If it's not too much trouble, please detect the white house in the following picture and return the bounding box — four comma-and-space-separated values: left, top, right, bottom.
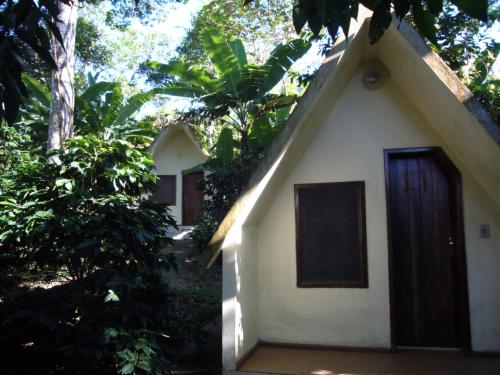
150, 123, 208, 226
206, 10, 500, 371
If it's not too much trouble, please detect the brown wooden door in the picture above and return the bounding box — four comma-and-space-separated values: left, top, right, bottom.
386, 149, 464, 348
182, 171, 204, 225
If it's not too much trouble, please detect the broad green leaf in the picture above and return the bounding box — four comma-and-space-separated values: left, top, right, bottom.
259, 95, 298, 113
450, 0, 488, 22
293, 0, 308, 33
202, 29, 241, 97
236, 65, 268, 101
146, 60, 217, 90
87, 71, 96, 85
394, 0, 411, 19
360, 0, 384, 10
229, 39, 248, 69
22, 74, 51, 107
112, 88, 188, 126
426, 0, 443, 16
103, 84, 123, 127
55, 178, 72, 187
249, 115, 274, 150
151, 86, 206, 99
104, 289, 120, 302
412, 1, 438, 45
215, 128, 234, 169
275, 104, 293, 127
256, 38, 311, 97
79, 82, 118, 102
306, 4, 323, 36
120, 363, 135, 374
202, 29, 241, 78
368, 2, 392, 43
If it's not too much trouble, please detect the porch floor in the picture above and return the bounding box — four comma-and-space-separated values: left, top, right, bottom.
237, 345, 500, 375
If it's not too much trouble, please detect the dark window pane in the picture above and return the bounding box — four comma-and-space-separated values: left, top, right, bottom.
152, 175, 176, 205
295, 181, 368, 288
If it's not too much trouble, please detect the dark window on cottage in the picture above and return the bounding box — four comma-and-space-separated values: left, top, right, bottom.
152, 175, 176, 205
295, 181, 368, 288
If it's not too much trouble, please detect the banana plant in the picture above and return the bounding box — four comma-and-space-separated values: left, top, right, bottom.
19, 74, 159, 147
144, 29, 311, 159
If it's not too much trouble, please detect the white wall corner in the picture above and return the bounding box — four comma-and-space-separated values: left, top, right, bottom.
222, 246, 237, 369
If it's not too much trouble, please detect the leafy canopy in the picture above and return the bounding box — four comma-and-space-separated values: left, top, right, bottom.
0, 78, 181, 373
176, 0, 295, 67
144, 28, 310, 166
19, 73, 160, 150
244, 0, 489, 45
433, 3, 499, 122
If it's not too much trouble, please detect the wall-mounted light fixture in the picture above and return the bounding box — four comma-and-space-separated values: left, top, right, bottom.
362, 60, 389, 90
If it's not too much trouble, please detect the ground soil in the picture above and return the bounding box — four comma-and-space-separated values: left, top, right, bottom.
161, 238, 222, 373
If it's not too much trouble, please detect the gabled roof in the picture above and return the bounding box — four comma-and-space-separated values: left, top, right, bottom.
207, 10, 500, 267
149, 121, 209, 158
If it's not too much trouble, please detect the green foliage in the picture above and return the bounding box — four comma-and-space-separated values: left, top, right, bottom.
214, 128, 235, 169
18, 75, 158, 151
0, 274, 174, 375
191, 152, 261, 249
144, 28, 309, 155
190, 99, 290, 250
467, 46, 500, 123
1, 135, 173, 279
432, 3, 499, 122
147, 31, 306, 249
20, 15, 113, 89
0, 97, 182, 373
177, 0, 295, 67
75, 16, 112, 70
245, 0, 490, 45
0, 0, 63, 124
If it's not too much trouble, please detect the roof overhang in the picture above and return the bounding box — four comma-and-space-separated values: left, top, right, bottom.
149, 122, 209, 159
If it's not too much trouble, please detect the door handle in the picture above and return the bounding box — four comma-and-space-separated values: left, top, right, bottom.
448, 237, 456, 247
448, 236, 456, 255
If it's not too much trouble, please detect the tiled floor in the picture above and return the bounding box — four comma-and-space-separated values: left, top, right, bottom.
238, 345, 500, 375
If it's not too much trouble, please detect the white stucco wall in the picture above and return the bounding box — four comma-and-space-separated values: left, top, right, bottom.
153, 129, 207, 224
225, 67, 500, 366
222, 226, 260, 369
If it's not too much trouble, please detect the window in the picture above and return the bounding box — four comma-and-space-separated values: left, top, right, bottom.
152, 175, 176, 205
295, 181, 368, 288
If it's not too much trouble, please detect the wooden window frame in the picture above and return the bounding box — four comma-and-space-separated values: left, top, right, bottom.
294, 181, 368, 288
153, 174, 177, 205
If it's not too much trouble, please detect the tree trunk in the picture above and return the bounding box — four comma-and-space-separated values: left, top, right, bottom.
47, 0, 78, 153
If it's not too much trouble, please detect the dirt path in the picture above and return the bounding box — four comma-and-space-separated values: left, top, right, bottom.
161, 238, 222, 373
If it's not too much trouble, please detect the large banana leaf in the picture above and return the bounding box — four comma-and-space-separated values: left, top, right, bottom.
79, 82, 119, 103
214, 127, 234, 169
102, 84, 124, 127
22, 74, 51, 107
112, 91, 156, 127
256, 38, 311, 97
111, 86, 205, 126
202, 29, 242, 98
145, 60, 218, 91
235, 64, 269, 101
249, 115, 275, 151
202, 29, 241, 78
229, 39, 248, 70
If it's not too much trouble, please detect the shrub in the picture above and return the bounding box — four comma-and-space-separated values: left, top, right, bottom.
0, 127, 180, 374
191, 152, 260, 250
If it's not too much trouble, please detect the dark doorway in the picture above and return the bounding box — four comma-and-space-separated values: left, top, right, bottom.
384, 147, 470, 350
182, 171, 204, 225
